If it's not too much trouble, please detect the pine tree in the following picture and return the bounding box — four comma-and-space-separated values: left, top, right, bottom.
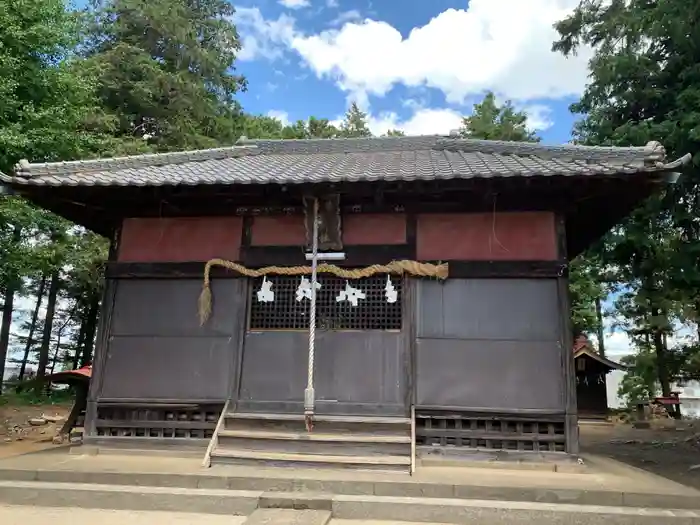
460, 92, 538, 142
339, 102, 372, 138
82, 0, 247, 150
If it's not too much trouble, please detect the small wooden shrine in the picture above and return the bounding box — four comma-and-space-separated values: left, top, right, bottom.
0, 136, 688, 469
573, 336, 624, 419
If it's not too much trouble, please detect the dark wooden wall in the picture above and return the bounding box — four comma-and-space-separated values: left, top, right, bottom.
97, 210, 568, 424
415, 279, 564, 411
98, 279, 245, 401
237, 331, 406, 416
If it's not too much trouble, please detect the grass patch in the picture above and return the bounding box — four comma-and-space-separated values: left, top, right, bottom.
0, 385, 75, 407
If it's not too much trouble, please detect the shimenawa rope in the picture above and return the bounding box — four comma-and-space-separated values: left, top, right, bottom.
197, 258, 449, 325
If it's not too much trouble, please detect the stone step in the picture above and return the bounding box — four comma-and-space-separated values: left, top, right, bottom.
218, 429, 411, 443
243, 509, 331, 525
228, 414, 411, 425
1, 481, 699, 524
0, 480, 259, 515
217, 430, 409, 457
210, 448, 411, 471
225, 413, 411, 435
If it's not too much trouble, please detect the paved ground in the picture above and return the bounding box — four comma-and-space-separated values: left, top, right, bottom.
2, 505, 700, 525
0, 505, 248, 524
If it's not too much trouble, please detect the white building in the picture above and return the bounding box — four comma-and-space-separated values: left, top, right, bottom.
605, 354, 700, 418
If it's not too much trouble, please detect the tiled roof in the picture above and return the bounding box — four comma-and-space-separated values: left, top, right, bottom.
0, 136, 691, 188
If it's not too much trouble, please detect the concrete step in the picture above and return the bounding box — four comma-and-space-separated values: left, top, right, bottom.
1, 481, 699, 524
217, 429, 410, 457
4, 462, 700, 510
228, 414, 411, 424
0, 480, 259, 515
244, 509, 331, 525
219, 429, 410, 443
225, 413, 411, 436
210, 448, 411, 471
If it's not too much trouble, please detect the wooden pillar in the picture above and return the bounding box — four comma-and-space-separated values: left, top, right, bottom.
556, 215, 579, 454
403, 277, 417, 417
84, 226, 120, 440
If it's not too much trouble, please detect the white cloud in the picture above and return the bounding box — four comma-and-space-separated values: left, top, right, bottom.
522, 104, 554, 131
326, 0, 339, 7
366, 108, 463, 137
290, 0, 592, 104
279, 0, 310, 9
605, 331, 633, 358
267, 110, 291, 127
234, 7, 296, 61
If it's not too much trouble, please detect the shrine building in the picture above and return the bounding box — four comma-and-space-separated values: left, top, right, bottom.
0, 136, 689, 470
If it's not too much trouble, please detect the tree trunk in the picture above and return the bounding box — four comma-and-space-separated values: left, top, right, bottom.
36, 271, 60, 386
80, 294, 100, 367
18, 275, 47, 381
71, 314, 87, 370
595, 296, 606, 357
49, 310, 74, 375
0, 225, 22, 393
49, 332, 63, 376
651, 307, 672, 399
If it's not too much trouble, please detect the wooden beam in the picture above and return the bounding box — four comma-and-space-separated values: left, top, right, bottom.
105, 259, 567, 279
556, 214, 579, 455
95, 419, 217, 430
84, 225, 120, 439
241, 244, 415, 267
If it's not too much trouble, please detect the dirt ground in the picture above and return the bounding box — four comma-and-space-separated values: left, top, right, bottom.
580, 419, 700, 490
0, 402, 71, 459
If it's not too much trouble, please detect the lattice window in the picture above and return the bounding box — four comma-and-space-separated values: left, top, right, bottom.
415, 411, 566, 453
248, 275, 402, 331
95, 405, 219, 439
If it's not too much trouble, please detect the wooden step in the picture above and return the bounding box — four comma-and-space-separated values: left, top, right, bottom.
226, 413, 410, 425
218, 429, 410, 443
210, 448, 411, 471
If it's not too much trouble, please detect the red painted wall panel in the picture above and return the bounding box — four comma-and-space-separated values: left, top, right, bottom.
342, 213, 406, 245
416, 212, 557, 261
250, 213, 407, 246
118, 217, 242, 262
250, 215, 306, 246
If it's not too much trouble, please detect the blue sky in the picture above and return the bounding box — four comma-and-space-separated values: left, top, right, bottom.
231, 0, 590, 143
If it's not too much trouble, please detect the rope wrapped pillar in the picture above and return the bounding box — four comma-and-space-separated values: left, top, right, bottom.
304, 198, 319, 430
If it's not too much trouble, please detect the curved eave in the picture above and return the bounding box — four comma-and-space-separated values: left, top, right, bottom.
574, 348, 627, 371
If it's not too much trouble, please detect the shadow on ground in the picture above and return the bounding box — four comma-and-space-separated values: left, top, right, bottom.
580, 420, 700, 490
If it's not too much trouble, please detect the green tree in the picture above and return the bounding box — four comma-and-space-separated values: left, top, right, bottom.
306, 117, 338, 139
0, 0, 118, 391
384, 129, 405, 137
553, 0, 700, 395
82, 0, 247, 151
459, 92, 539, 142
0, 0, 117, 173
569, 253, 607, 344
339, 102, 372, 138
241, 115, 339, 140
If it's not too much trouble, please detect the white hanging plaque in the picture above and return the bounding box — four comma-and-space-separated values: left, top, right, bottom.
296, 275, 321, 302
384, 275, 398, 303
336, 281, 366, 307
256, 276, 274, 303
